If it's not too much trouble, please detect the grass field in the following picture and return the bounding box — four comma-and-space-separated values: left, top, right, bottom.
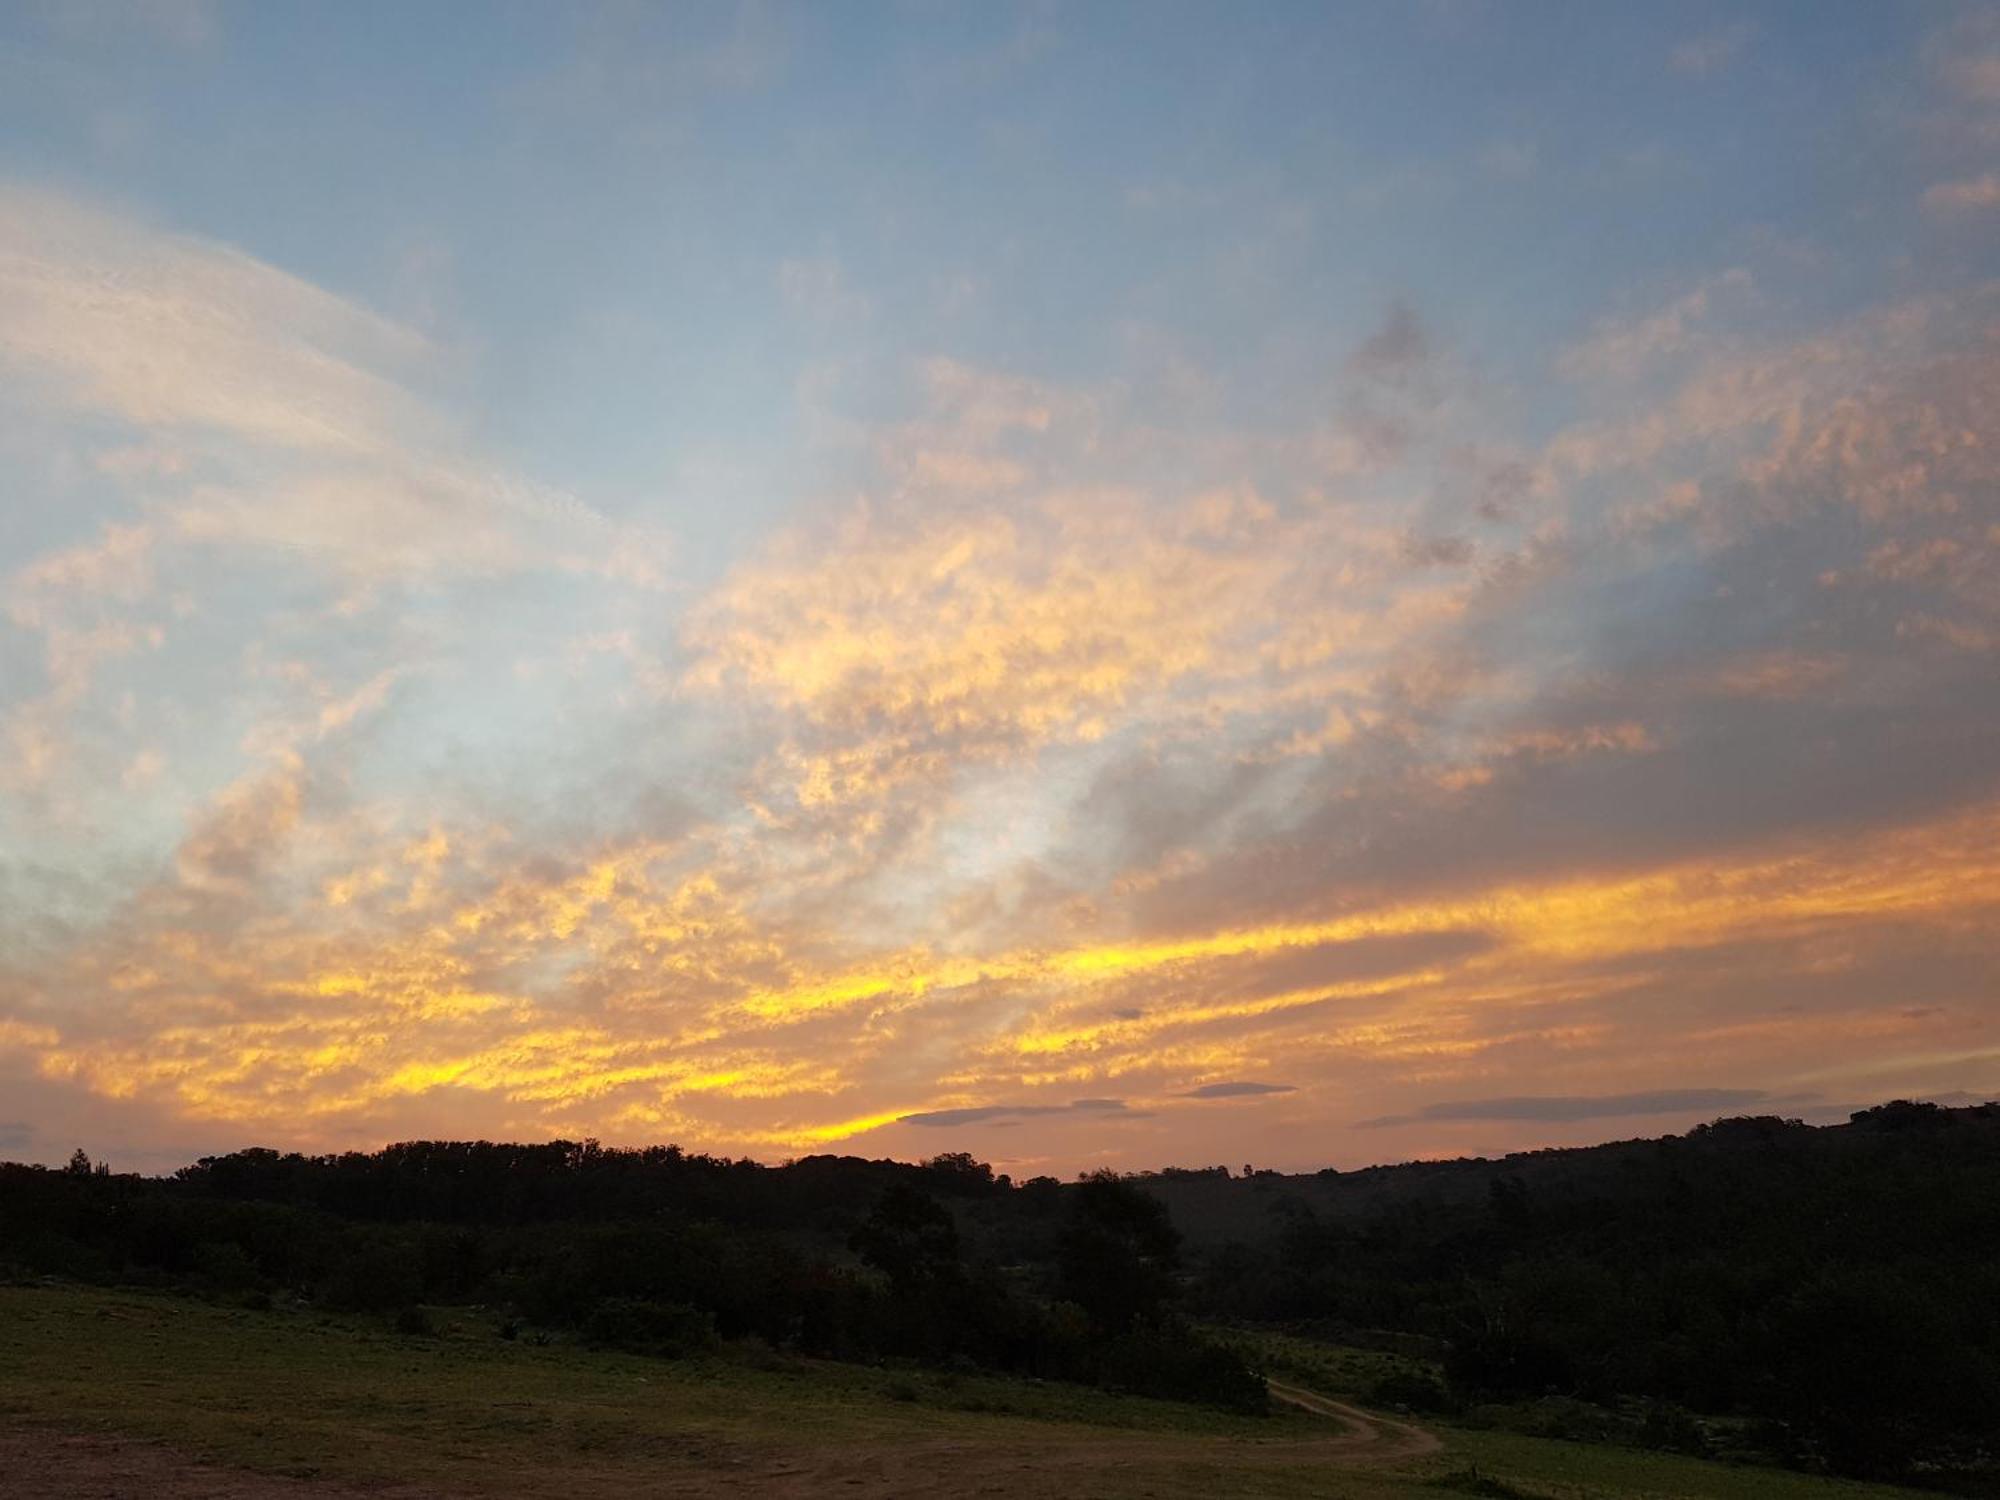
0, 1283, 1928, 1499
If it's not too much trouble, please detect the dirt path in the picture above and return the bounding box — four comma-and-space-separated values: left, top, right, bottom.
1264, 1379, 1443, 1462
0, 1386, 1439, 1499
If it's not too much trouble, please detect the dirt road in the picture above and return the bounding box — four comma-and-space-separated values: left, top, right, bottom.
1264, 1379, 1443, 1462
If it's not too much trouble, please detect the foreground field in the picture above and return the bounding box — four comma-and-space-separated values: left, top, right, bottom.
0, 1285, 1924, 1499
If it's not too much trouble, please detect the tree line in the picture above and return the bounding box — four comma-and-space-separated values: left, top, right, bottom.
0, 1141, 1261, 1411
6, 1099, 1997, 1485
1188, 1100, 2000, 1485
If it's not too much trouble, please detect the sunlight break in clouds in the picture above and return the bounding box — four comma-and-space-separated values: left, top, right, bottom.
1, 4, 1996, 1174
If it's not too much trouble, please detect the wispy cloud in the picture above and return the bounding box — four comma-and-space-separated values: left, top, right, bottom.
1358, 1088, 1771, 1129
1557, 269, 1752, 382
1669, 22, 1754, 77
0, 185, 428, 455
11, 262, 2000, 1164
1178, 1082, 1296, 1099
0, 183, 671, 814
5, 12, 2000, 1173
1923, 174, 2000, 214
899, 1099, 1131, 1128
0, 184, 667, 586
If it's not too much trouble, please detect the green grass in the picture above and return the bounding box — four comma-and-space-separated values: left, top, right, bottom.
1214, 1324, 1440, 1397
0, 1283, 1297, 1497
0, 1284, 1933, 1499
1217, 1324, 1929, 1500
1421, 1431, 1926, 1500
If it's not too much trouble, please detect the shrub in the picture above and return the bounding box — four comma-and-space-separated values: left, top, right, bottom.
580, 1297, 716, 1357
1368, 1369, 1458, 1415
319, 1241, 422, 1313
194, 1240, 258, 1291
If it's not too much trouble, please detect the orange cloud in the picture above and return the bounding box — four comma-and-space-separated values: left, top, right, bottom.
6, 191, 2000, 1172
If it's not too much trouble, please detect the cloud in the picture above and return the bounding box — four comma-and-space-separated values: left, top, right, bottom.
1669, 22, 1753, 76
1178, 1082, 1296, 1099
679, 357, 1479, 863
899, 1098, 1130, 1128
1475, 141, 1539, 180
0, 185, 427, 455
5, 523, 155, 627
1557, 269, 1751, 382
1358, 1088, 1771, 1129
7, 144, 2000, 1176
1348, 303, 1431, 384
1923, 174, 2000, 214
777, 257, 868, 324
174, 757, 308, 888
0, 1121, 31, 1151
46, 0, 219, 51
509, 3, 788, 125
23, 269, 1999, 1167
680, 487, 1384, 821
0, 182, 671, 813
1941, 55, 2000, 105
0, 182, 666, 586
1928, 12, 2000, 105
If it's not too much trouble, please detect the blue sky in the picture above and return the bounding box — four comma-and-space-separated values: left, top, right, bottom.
5, 3, 1953, 526
1, 2, 1997, 1173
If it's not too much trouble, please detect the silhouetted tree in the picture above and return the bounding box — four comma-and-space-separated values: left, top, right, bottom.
851, 1182, 961, 1295
12, 1105, 2000, 1459
1057, 1172, 1180, 1330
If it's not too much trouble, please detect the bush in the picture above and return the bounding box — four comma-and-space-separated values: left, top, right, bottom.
580, 1297, 716, 1357
319, 1241, 422, 1313
1635, 1400, 1711, 1456
1094, 1328, 1268, 1412
1368, 1369, 1458, 1414
194, 1240, 258, 1291
1425, 1468, 1533, 1498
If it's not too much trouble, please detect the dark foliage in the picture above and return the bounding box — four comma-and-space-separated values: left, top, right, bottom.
9, 1100, 1997, 1475
0, 1142, 1258, 1413
1188, 1102, 2000, 1485
1056, 1171, 1181, 1332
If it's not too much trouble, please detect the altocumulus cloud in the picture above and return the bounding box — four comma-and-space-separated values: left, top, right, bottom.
6, 9, 2000, 1173
1357, 1088, 1771, 1129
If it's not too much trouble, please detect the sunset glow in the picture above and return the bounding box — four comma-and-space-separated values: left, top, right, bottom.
2, 3, 1996, 1174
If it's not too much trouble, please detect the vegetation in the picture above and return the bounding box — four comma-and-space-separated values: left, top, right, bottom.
1189, 1101, 2000, 1488
0, 1282, 1263, 1498
4, 1100, 1994, 1492
0, 1282, 1932, 1500
0, 1143, 1260, 1413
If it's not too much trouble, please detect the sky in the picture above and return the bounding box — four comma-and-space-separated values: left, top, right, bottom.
2, 1, 1998, 1177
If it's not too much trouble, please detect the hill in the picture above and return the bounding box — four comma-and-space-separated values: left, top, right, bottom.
4, 1099, 1996, 1490
0, 1282, 1935, 1500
